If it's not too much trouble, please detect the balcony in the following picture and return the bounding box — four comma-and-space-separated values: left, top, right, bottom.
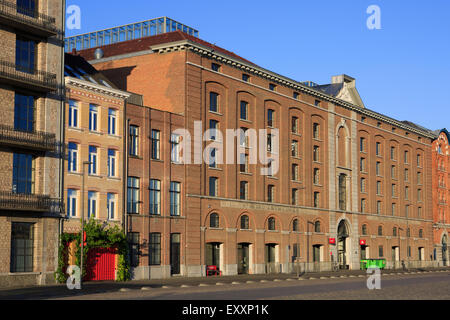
0, 191, 53, 212
0, 60, 57, 93
0, 124, 56, 152
0, 0, 58, 38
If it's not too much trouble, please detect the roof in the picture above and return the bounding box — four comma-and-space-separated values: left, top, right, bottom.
315, 83, 344, 97
74, 30, 257, 67
65, 53, 117, 88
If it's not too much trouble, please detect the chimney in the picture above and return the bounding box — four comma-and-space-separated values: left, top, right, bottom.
332, 74, 356, 88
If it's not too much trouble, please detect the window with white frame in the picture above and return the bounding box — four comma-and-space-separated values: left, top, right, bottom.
89, 104, 98, 132
67, 189, 78, 218
171, 134, 181, 163
89, 146, 97, 175
149, 179, 161, 215
88, 191, 98, 219
108, 149, 117, 177
108, 108, 117, 135
68, 100, 79, 128
68, 142, 78, 173
107, 193, 116, 220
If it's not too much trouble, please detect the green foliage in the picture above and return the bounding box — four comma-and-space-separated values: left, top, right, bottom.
54, 219, 130, 283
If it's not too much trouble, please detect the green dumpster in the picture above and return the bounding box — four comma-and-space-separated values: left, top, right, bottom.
361, 259, 386, 270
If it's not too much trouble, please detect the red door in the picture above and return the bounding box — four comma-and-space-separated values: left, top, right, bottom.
85, 247, 116, 281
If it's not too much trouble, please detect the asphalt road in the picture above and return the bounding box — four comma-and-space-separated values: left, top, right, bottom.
51, 271, 449, 300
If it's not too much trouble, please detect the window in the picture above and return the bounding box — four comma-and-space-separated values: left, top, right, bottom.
108, 109, 116, 135
405, 187, 409, 200
418, 189, 422, 202
314, 100, 321, 107
293, 219, 299, 232
405, 169, 409, 182
406, 205, 410, 218
209, 120, 219, 141
404, 151, 409, 164
68, 142, 78, 173
376, 162, 381, 176
361, 178, 366, 193
89, 104, 98, 132
376, 142, 381, 156
267, 185, 275, 203
12, 153, 34, 194
171, 134, 181, 163
392, 203, 397, 216
149, 180, 161, 215
392, 184, 397, 198
393, 227, 398, 237
149, 233, 161, 266
313, 146, 320, 162
377, 181, 382, 195
88, 146, 97, 175
88, 191, 98, 219
240, 181, 248, 200
209, 177, 218, 197
292, 164, 299, 181
151, 130, 160, 160
210, 213, 219, 228
211, 63, 221, 72
314, 168, 320, 185
239, 153, 248, 173
292, 117, 299, 134
313, 123, 320, 139
15, 93, 34, 132
269, 84, 276, 91
418, 207, 422, 218
361, 199, 367, 213
209, 148, 218, 169
360, 138, 366, 152
314, 221, 321, 233
267, 109, 275, 127
314, 192, 320, 208
293, 92, 299, 100
128, 233, 140, 267
292, 140, 299, 157
407, 228, 411, 237
210, 92, 219, 112
379, 246, 384, 258
107, 149, 117, 177
377, 201, 382, 214
127, 177, 140, 214
391, 147, 396, 160
241, 215, 250, 230
16, 36, 36, 72
170, 182, 181, 216
417, 154, 422, 167
17, 0, 36, 17
242, 74, 250, 82
292, 189, 298, 205
240, 101, 248, 120
268, 217, 276, 231
417, 172, 422, 185
240, 127, 249, 147
68, 100, 79, 129
67, 189, 78, 218
129, 125, 139, 156
10, 223, 34, 273
362, 225, 368, 236
391, 166, 397, 179
419, 229, 424, 238
339, 174, 347, 211
378, 226, 383, 236
107, 193, 116, 220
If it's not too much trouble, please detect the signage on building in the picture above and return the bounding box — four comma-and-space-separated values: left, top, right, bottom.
360, 239, 367, 246
329, 238, 336, 245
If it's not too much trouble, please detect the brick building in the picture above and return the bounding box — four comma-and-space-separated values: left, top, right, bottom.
71, 18, 441, 279
432, 129, 450, 265
0, 0, 65, 287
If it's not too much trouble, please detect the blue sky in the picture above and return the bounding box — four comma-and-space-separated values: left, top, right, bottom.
66, 0, 450, 131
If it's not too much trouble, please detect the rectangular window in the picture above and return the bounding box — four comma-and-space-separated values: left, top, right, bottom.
88, 191, 98, 219
360, 138, 366, 152
127, 177, 140, 214
391, 166, 396, 179
292, 164, 299, 181
376, 162, 381, 176
12, 153, 34, 194
149, 179, 161, 215
14, 93, 34, 132
292, 189, 298, 205
405, 169, 409, 182
291, 140, 299, 157
151, 130, 160, 160
108, 149, 116, 177
149, 233, 161, 266
339, 174, 346, 211
240, 181, 248, 200
240, 101, 248, 120
392, 184, 397, 198
10, 223, 34, 273
313, 146, 320, 162
361, 178, 366, 193
314, 168, 320, 185
242, 74, 250, 82
267, 185, 275, 203
417, 154, 422, 167
392, 203, 396, 216
404, 151, 409, 164
376, 142, 381, 156
239, 153, 248, 173
293, 92, 299, 100
171, 134, 181, 163
68, 100, 79, 128
360, 158, 366, 172
267, 109, 274, 127
211, 63, 221, 72
17, 0, 36, 17
240, 127, 248, 147
417, 172, 422, 185
108, 109, 117, 135
209, 120, 218, 141
209, 148, 217, 168
292, 117, 299, 134
170, 182, 181, 216
210, 92, 219, 113
314, 192, 320, 208
16, 36, 36, 73
379, 246, 384, 258
361, 199, 366, 213
129, 125, 139, 157
68, 142, 78, 173
377, 181, 382, 195
377, 201, 382, 214
269, 84, 276, 91
128, 233, 140, 268
89, 146, 97, 175
391, 147, 396, 160
267, 134, 273, 153
314, 100, 321, 107
89, 104, 98, 132
209, 177, 218, 197
107, 193, 116, 220
313, 123, 320, 139
67, 189, 77, 218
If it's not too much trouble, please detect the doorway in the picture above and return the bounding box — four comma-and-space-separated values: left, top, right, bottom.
265, 244, 278, 273
443, 235, 448, 266
337, 221, 350, 269
170, 234, 181, 275
361, 245, 368, 260
238, 243, 250, 275
206, 243, 221, 270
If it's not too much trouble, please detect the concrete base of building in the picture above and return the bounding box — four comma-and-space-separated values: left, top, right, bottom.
0, 272, 57, 288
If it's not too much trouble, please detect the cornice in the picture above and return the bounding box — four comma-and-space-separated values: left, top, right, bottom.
151, 40, 437, 140
65, 76, 131, 100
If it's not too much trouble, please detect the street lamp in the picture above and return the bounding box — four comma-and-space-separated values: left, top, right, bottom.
80, 161, 92, 289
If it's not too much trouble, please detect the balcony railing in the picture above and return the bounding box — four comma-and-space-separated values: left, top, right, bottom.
0, 0, 58, 37
0, 124, 56, 152
0, 60, 57, 93
0, 191, 53, 212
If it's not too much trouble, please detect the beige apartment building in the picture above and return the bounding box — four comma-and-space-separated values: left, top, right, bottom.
0, 0, 65, 287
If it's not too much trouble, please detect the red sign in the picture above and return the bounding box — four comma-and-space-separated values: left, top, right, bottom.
329, 238, 336, 245
80, 231, 87, 247
360, 239, 367, 246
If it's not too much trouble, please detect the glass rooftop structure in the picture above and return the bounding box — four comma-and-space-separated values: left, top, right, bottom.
65, 17, 199, 53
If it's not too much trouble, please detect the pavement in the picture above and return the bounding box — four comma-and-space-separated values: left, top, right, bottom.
0, 267, 449, 300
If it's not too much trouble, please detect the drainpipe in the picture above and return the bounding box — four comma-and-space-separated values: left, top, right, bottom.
124, 118, 130, 234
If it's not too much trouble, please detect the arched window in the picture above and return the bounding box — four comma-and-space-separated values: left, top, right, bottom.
378, 226, 383, 236
268, 217, 276, 231
314, 221, 321, 233
240, 215, 249, 230
362, 224, 368, 236
210, 213, 219, 228
293, 219, 299, 232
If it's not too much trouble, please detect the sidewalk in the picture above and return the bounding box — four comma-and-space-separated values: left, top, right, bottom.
0, 266, 448, 300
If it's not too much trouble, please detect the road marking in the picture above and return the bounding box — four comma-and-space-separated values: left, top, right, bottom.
231, 282, 241, 285
141, 287, 152, 291
309, 277, 317, 280
119, 288, 131, 292
273, 279, 283, 282
286, 279, 296, 281
161, 286, 172, 289
260, 280, 269, 283
320, 277, 328, 280
246, 281, 256, 284
216, 282, 226, 286
199, 284, 209, 287
181, 285, 191, 288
